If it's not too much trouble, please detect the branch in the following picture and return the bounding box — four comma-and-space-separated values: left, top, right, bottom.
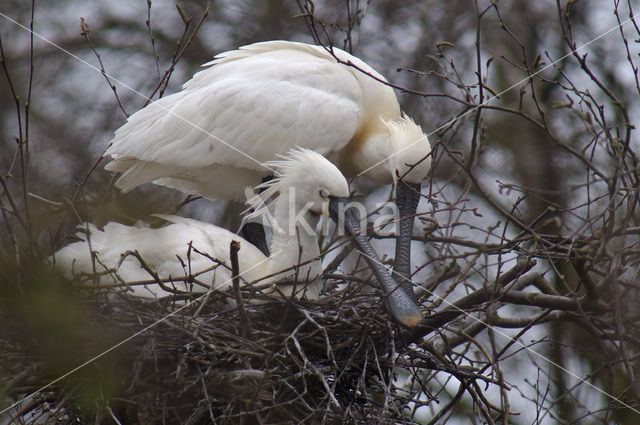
230, 240, 250, 333
406, 257, 538, 341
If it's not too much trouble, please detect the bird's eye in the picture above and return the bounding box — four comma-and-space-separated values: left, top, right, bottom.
319, 188, 329, 198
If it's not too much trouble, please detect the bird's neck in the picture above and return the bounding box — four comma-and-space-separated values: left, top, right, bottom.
266, 192, 322, 288
336, 123, 395, 184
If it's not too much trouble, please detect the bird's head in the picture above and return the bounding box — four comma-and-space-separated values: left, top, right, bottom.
285, 148, 351, 216
244, 148, 349, 220
383, 115, 432, 185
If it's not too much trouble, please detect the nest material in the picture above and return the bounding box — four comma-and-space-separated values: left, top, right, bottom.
3, 278, 425, 425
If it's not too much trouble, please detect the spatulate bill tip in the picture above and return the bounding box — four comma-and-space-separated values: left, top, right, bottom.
397, 310, 423, 328
387, 299, 423, 328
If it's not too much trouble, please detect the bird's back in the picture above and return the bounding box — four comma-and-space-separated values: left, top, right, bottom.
104, 41, 401, 200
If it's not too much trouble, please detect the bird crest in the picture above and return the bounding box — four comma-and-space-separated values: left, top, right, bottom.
243, 147, 322, 221
381, 114, 425, 146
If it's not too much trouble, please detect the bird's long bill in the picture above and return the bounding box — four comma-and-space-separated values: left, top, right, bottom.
329, 197, 423, 328
392, 181, 423, 301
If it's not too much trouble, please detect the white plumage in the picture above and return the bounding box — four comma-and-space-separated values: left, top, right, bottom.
93, 41, 429, 325
104, 40, 432, 201
53, 149, 349, 299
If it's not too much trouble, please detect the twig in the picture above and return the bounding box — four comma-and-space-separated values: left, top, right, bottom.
230, 240, 250, 334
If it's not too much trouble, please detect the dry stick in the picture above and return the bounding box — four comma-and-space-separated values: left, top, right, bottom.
613, 288, 640, 404
312, 25, 470, 105
167, 194, 202, 216
20, 0, 36, 248
321, 237, 355, 274
426, 383, 466, 425
120, 250, 192, 296
293, 0, 319, 44
468, 10, 511, 417
410, 261, 610, 345
92, 272, 213, 290
0, 173, 29, 232
230, 240, 250, 334
143, 7, 209, 106
144, 0, 161, 80
80, 17, 128, 117
0, 32, 31, 241
407, 258, 536, 341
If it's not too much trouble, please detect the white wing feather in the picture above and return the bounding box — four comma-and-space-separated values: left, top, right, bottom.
105, 42, 378, 200
52, 218, 267, 297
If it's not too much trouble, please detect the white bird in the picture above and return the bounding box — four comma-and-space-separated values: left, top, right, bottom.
54, 149, 423, 327
104, 40, 431, 301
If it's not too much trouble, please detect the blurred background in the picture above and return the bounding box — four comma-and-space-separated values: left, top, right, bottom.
1, 0, 640, 423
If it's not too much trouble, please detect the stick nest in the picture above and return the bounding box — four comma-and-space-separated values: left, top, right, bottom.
2, 275, 426, 424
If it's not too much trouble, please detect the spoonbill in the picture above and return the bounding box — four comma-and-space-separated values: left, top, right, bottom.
55, 149, 423, 327
104, 40, 431, 300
